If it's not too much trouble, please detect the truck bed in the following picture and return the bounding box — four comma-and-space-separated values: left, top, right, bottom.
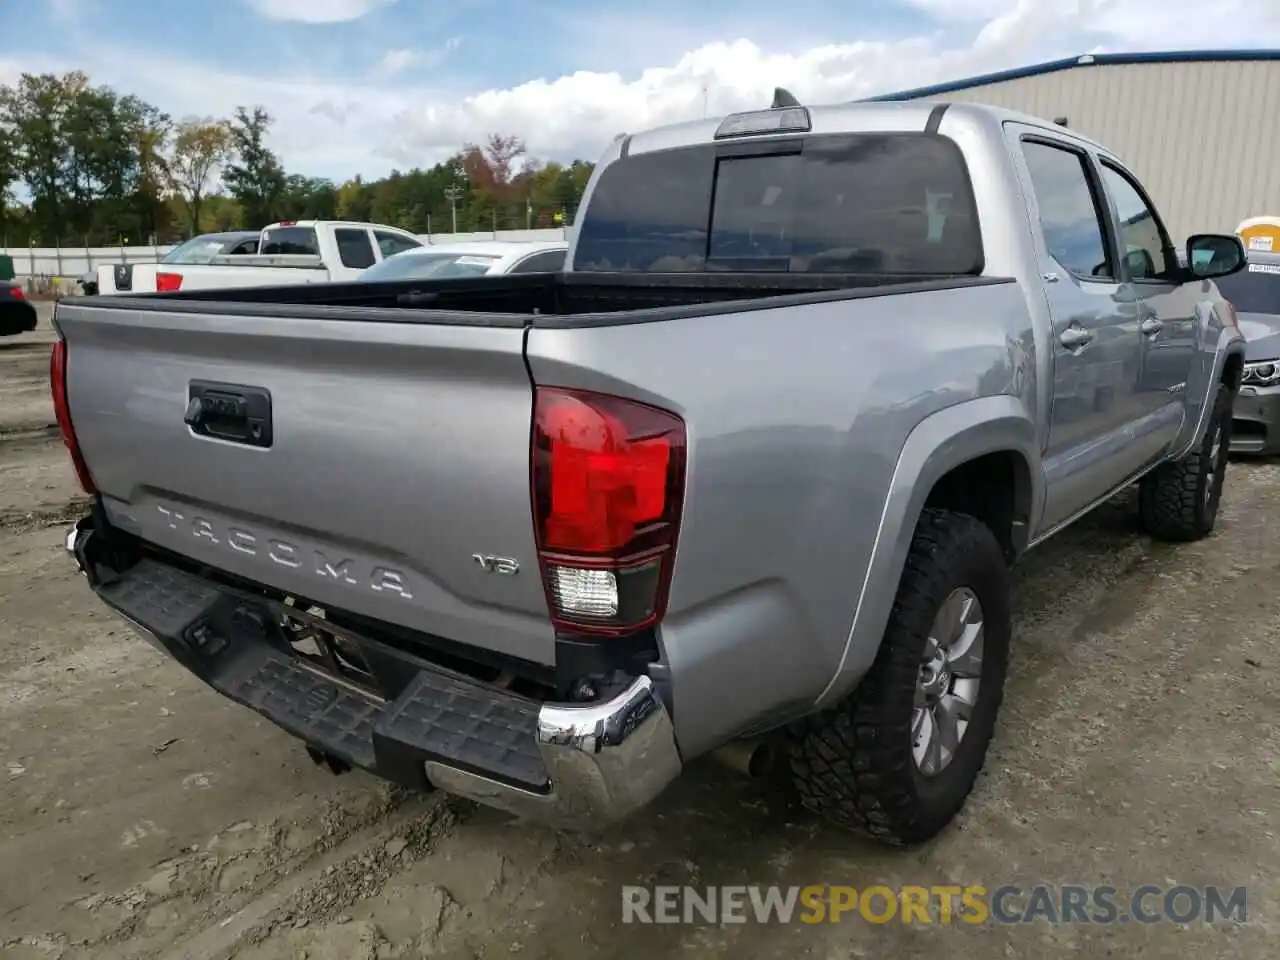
73, 271, 1011, 327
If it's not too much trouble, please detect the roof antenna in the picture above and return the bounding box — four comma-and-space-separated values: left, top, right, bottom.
1053, 116, 1069, 127
771, 87, 801, 108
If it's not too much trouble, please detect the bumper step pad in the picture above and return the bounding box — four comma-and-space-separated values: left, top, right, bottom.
231, 655, 383, 770
97, 557, 550, 792
378, 671, 548, 790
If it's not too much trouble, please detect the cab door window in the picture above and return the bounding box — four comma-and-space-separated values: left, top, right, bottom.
1020, 139, 1115, 281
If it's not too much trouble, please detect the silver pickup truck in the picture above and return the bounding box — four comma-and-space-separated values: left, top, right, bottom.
53, 96, 1249, 846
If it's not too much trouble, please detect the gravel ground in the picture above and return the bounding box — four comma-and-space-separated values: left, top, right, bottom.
2, 304, 1277, 959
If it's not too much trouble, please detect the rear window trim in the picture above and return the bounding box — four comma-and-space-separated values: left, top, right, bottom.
575, 131, 987, 277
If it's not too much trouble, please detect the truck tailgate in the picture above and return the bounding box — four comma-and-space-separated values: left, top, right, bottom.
54, 301, 556, 665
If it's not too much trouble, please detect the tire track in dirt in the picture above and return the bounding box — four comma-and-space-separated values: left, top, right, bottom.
0, 498, 91, 533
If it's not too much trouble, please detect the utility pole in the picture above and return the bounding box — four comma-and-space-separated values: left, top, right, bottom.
444, 185, 463, 234
702, 83, 709, 118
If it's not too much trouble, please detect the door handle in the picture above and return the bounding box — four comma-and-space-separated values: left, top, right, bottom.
1059, 326, 1095, 349
186, 380, 273, 448
1140, 316, 1164, 335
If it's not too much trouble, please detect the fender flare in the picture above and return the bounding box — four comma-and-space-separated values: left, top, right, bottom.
811, 395, 1043, 711
1167, 305, 1246, 460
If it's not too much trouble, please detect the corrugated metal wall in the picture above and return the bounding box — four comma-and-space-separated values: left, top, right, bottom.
913, 60, 1280, 240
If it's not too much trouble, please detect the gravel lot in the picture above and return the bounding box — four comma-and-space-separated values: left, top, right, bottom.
3, 303, 1277, 959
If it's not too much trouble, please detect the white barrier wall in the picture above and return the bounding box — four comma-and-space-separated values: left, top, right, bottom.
3, 227, 572, 280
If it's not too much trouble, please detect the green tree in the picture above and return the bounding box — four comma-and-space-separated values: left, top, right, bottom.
0, 126, 15, 201
0, 71, 172, 242
166, 118, 232, 234
82, 93, 172, 241
0, 126, 16, 236
0, 72, 81, 240
222, 106, 285, 228
130, 102, 173, 239
278, 175, 338, 220
335, 175, 374, 222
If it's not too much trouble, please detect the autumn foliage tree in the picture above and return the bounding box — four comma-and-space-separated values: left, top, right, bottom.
0, 67, 597, 244
460, 134, 528, 200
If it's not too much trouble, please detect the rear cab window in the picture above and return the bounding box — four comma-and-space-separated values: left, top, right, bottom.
572, 133, 983, 275
260, 226, 320, 255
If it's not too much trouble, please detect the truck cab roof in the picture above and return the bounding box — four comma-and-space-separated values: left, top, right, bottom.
616, 99, 1109, 159
262, 220, 417, 232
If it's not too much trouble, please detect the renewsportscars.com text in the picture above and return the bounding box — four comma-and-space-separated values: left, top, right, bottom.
621, 884, 1248, 925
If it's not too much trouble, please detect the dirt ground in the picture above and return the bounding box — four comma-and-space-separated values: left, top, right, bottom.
2, 304, 1277, 959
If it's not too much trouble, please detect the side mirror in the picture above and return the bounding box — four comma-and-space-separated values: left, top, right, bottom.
1185, 233, 1247, 280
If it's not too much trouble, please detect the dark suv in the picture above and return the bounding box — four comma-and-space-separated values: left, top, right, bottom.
0, 280, 37, 336
1215, 251, 1280, 454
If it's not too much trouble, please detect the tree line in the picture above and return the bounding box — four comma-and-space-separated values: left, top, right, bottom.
0, 71, 596, 246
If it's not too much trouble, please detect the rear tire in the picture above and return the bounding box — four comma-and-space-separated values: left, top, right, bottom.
787, 508, 1010, 845
1138, 384, 1234, 543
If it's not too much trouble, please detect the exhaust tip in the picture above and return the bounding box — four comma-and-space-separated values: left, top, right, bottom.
711, 738, 777, 779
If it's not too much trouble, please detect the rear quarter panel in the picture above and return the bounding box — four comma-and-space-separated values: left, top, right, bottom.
526, 281, 1040, 757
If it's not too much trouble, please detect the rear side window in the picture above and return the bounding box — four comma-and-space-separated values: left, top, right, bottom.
1215, 262, 1280, 314
162, 237, 233, 264
260, 227, 320, 255
375, 231, 422, 258
573, 133, 983, 275
335, 228, 376, 269
1020, 140, 1113, 280
509, 250, 566, 273
357, 252, 498, 281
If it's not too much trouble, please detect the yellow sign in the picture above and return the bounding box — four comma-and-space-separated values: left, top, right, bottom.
1237, 216, 1280, 254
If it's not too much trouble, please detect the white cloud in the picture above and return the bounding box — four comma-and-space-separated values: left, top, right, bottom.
378, 48, 419, 76
6, 1, 1280, 181
377, 37, 462, 77
242, 0, 396, 24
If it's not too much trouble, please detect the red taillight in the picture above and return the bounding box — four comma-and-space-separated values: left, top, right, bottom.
155, 272, 183, 292
50, 338, 97, 495
9, 285, 25, 300
531, 387, 686, 636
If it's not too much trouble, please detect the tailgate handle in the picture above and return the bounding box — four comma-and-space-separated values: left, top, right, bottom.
186, 381, 273, 448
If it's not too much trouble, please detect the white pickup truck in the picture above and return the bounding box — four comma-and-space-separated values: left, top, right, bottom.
96, 220, 426, 295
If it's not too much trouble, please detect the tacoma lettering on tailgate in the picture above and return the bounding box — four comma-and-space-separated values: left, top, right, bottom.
155, 505, 413, 599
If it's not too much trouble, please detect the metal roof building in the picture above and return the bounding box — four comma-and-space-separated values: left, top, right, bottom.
866, 51, 1280, 241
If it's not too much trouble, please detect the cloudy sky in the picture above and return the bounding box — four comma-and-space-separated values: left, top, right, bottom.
2, 0, 1278, 181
